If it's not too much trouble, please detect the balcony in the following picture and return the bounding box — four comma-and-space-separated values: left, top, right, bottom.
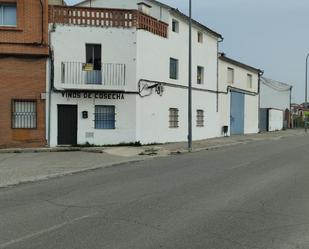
48, 5, 168, 38
59, 62, 126, 91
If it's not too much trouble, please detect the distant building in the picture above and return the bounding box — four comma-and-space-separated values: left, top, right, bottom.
259, 77, 292, 131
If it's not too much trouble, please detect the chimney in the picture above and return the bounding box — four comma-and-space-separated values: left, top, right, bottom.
137, 2, 152, 15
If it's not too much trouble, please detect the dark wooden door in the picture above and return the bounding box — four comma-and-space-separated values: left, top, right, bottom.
58, 105, 78, 145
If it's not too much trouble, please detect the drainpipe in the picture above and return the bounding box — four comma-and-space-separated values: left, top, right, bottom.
39, 0, 45, 45
47, 24, 56, 147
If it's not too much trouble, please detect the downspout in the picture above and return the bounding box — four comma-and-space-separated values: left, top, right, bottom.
39, 0, 44, 45
47, 24, 56, 147
216, 36, 224, 112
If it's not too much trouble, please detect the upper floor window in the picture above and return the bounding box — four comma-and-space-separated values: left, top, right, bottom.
172, 19, 179, 33
227, 67, 234, 84
86, 44, 101, 70
198, 31, 203, 43
0, 4, 17, 26
197, 66, 204, 84
247, 74, 253, 89
170, 58, 179, 80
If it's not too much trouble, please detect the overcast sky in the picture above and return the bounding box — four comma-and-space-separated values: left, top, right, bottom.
66, 0, 309, 103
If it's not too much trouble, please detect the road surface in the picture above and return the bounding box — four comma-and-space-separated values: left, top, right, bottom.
1, 135, 309, 249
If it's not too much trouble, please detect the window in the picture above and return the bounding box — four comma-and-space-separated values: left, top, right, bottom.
12, 100, 37, 129
170, 58, 178, 80
86, 44, 101, 70
0, 4, 17, 26
172, 19, 179, 33
227, 67, 234, 84
197, 66, 204, 84
169, 108, 179, 128
198, 31, 203, 43
85, 44, 102, 84
95, 105, 116, 129
247, 74, 253, 88
196, 110, 204, 127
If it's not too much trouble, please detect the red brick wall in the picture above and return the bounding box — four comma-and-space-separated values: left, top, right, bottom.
0, 56, 47, 148
0, 0, 48, 55
0, 0, 48, 148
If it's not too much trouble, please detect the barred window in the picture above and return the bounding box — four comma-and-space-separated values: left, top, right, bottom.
95, 105, 115, 129
169, 108, 179, 128
196, 109, 204, 127
12, 100, 37, 129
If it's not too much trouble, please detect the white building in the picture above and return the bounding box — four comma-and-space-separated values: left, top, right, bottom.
259, 77, 292, 131
218, 53, 262, 135
46, 0, 262, 146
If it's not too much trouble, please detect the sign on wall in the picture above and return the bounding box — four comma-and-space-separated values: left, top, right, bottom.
61, 92, 125, 100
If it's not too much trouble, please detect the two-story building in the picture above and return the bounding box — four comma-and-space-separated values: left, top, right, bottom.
218, 53, 263, 135
47, 0, 227, 146
0, 0, 49, 148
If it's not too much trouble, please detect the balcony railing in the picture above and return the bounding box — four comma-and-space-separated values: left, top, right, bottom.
60, 62, 126, 90
49, 5, 168, 38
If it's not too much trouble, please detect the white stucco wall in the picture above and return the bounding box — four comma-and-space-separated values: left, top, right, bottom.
136, 14, 218, 90
136, 86, 221, 144
50, 25, 137, 92
260, 83, 290, 111
218, 58, 259, 135
77, 0, 170, 22
49, 93, 137, 146
48, 1, 265, 146
77, 0, 138, 9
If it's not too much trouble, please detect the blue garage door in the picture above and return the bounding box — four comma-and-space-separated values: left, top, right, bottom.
230, 91, 245, 135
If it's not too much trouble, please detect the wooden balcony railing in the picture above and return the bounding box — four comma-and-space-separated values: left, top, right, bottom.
48, 5, 168, 38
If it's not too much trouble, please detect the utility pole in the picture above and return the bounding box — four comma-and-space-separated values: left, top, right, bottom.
305, 54, 309, 132
188, 0, 193, 152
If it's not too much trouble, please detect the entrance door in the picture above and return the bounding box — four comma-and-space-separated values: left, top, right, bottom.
58, 105, 78, 145
230, 91, 245, 135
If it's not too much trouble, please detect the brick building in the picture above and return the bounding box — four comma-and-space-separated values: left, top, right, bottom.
0, 0, 49, 148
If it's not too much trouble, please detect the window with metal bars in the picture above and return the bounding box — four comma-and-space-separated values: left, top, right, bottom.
196, 109, 204, 127
169, 108, 179, 128
94, 105, 116, 129
12, 100, 37, 129
0, 4, 17, 26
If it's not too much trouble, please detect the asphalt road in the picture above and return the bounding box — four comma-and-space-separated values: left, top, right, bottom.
1, 135, 309, 249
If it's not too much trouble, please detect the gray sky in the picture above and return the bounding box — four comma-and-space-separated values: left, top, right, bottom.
66, 0, 309, 103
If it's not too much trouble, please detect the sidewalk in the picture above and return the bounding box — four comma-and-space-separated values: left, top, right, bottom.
0, 129, 306, 188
